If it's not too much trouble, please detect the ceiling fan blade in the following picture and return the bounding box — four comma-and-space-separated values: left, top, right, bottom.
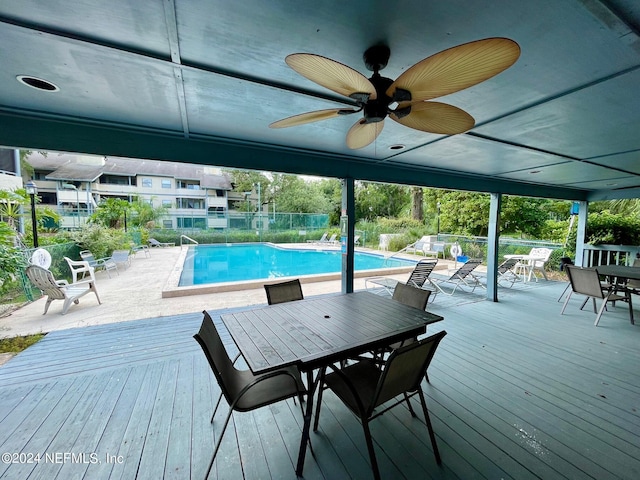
390, 101, 475, 134
286, 53, 377, 100
386, 38, 520, 102
269, 108, 357, 128
346, 120, 384, 149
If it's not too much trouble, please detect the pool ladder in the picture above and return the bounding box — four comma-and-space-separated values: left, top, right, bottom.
180, 235, 198, 246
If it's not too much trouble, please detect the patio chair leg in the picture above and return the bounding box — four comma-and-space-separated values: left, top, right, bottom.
404, 393, 416, 417
43, 299, 53, 315
207, 408, 234, 478
594, 300, 608, 326
560, 291, 573, 315
362, 419, 381, 480
418, 390, 441, 464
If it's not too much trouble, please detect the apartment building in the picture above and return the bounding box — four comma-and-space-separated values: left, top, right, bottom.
25, 151, 249, 230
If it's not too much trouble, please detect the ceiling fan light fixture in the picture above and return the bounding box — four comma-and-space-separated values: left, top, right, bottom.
16, 75, 59, 92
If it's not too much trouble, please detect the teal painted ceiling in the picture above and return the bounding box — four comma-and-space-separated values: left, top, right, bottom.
1, 0, 639, 200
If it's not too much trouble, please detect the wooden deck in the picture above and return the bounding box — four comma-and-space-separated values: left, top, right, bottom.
0, 280, 639, 479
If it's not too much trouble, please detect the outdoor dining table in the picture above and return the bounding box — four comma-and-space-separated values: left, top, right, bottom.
595, 263, 640, 282
220, 290, 444, 476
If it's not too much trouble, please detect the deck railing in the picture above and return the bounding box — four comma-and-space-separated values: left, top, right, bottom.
581, 244, 640, 267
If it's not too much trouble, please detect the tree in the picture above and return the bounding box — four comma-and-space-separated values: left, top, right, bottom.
410, 187, 423, 221
129, 197, 168, 228
90, 198, 130, 228
355, 182, 410, 220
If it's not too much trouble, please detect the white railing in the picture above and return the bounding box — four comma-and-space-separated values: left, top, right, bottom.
582, 244, 640, 267
180, 234, 199, 246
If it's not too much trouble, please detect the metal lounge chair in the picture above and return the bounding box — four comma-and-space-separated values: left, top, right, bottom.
80, 250, 118, 277
148, 238, 175, 247
497, 257, 521, 287
428, 258, 484, 295
193, 311, 306, 479
25, 264, 101, 315
313, 331, 447, 480
264, 278, 304, 304
307, 232, 328, 244
110, 249, 132, 270
365, 258, 438, 297
405, 235, 430, 255
560, 265, 633, 326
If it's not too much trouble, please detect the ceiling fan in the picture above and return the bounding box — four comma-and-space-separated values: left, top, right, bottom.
269, 37, 520, 149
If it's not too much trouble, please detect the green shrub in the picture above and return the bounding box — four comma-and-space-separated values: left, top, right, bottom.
68, 224, 130, 259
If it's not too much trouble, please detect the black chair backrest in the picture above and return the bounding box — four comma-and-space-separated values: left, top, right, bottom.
498, 257, 519, 273
264, 279, 304, 305
565, 265, 605, 299
373, 330, 447, 409
194, 311, 237, 405
392, 282, 431, 310
407, 259, 438, 288
450, 259, 481, 280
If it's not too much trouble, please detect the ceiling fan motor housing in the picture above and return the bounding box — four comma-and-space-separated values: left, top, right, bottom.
364, 74, 394, 123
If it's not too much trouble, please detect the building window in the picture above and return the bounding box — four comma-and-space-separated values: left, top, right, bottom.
163, 219, 173, 229
208, 206, 226, 218
176, 198, 205, 209
177, 217, 206, 229
162, 199, 172, 208
161, 179, 172, 189
141, 178, 152, 188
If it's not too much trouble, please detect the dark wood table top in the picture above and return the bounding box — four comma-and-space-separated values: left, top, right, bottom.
221, 290, 444, 374
595, 264, 640, 281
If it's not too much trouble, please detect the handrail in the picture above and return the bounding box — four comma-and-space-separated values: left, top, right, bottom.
180, 235, 199, 246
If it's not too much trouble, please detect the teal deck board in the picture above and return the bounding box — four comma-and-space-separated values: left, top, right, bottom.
108, 362, 166, 480
135, 360, 179, 480
0, 283, 639, 479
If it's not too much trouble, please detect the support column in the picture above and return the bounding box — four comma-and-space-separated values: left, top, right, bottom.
575, 201, 588, 266
486, 193, 501, 302
341, 178, 355, 294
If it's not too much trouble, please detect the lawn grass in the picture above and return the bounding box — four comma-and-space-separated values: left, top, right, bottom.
0, 333, 45, 353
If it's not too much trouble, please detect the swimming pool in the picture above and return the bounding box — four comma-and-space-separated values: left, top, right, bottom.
178, 243, 417, 286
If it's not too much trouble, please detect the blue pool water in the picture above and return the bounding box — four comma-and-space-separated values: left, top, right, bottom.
178, 243, 416, 286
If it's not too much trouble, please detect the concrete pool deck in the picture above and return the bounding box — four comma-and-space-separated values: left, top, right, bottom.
1, 244, 444, 340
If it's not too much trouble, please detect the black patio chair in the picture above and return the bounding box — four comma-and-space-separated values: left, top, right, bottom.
193, 311, 306, 478
313, 330, 447, 480
264, 278, 304, 304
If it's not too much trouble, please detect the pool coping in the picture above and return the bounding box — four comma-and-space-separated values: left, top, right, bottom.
162, 243, 420, 298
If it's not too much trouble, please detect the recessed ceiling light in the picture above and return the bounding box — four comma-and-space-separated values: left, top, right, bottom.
605, 182, 618, 187
389, 144, 405, 150
16, 75, 59, 92
529, 170, 541, 174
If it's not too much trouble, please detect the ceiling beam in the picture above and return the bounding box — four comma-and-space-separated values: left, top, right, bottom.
0, 109, 589, 201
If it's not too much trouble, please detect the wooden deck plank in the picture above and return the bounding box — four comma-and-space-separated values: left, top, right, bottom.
0, 376, 92, 480
0, 282, 639, 479
107, 362, 166, 480
135, 360, 179, 480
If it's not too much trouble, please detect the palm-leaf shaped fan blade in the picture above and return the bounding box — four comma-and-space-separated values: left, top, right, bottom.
346, 120, 384, 149
390, 101, 475, 134
269, 108, 358, 128
386, 37, 520, 102
286, 53, 377, 100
